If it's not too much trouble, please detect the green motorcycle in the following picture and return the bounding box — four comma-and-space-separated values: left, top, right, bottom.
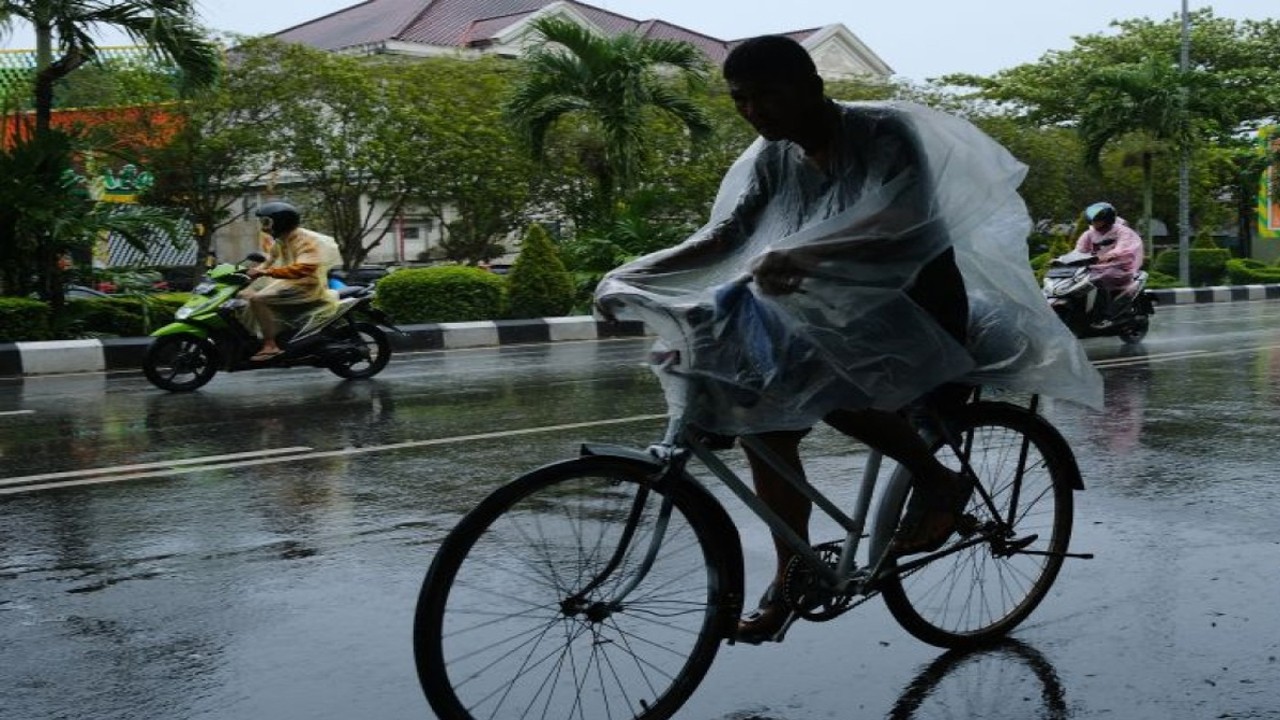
142, 255, 399, 392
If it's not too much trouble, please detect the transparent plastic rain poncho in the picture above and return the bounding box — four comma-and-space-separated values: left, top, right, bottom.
596, 101, 1103, 436
240, 228, 342, 340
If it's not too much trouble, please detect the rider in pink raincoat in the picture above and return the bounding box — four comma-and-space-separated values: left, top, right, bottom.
1075, 202, 1144, 325
1076, 202, 1144, 291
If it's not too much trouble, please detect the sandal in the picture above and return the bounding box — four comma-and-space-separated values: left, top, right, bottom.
735, 583, 790, 644
890, 470, 975, 556
250, 349, 285, 362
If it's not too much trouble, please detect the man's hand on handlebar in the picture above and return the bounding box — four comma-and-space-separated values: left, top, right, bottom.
750, 250, 804, 295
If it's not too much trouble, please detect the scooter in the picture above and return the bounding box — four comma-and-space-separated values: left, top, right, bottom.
142, 254, 401, 392
1042, 250, 1155, 344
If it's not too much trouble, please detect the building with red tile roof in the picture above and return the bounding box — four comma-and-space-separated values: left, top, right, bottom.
272, 0, 894, 80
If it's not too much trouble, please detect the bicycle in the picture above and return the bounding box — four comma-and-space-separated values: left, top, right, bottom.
413, 351, 1090, 720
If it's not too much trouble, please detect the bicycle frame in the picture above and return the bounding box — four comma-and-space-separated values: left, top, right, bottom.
587, 385, 1053, 622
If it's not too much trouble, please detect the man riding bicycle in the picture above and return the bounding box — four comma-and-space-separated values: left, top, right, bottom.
596, 36, 1101, 644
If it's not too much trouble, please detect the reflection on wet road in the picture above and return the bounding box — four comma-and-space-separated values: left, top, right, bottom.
3, 302, 1280, 720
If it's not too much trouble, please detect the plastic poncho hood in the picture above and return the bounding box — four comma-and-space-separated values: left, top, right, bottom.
596, 101, 1102, 435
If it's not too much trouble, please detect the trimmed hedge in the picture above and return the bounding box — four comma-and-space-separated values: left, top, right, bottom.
0, 294, 194, 342
0, 298, 52, 341
1152, 248, 1231, 287
56, 294, 191, 338
1144, 270, 1180, 289
506, 223, 575, 319
1225, 258, 1280, 285
373, 266, 506, 323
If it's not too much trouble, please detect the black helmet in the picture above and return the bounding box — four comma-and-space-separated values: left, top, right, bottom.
1084, 202, 1117, 225
255, 201, 301, 239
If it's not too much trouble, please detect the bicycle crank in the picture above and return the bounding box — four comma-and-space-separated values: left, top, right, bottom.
782, 541, 856, 621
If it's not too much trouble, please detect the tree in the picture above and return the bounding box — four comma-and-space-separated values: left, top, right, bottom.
141, 36, 290, 264
974, 117, 1105, 244
505, 16, 712, 228
0, 120, 180, 309
0, 0, 220, 134
0, 1, 220, 307
942, 10, 1280, 256
398, 57, 536, 265
241, 40, 432, 269
506, 223, 574, 318
1078, 56, 1235, 259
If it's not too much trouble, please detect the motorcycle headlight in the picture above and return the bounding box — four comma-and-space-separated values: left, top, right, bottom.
193, 282, 216, 295
175, 306, 194, 320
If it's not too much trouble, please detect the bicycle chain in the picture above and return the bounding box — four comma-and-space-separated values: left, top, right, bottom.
781, 541, 856, 621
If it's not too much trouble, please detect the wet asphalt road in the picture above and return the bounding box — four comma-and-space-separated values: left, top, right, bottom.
2, 300, 1280, 720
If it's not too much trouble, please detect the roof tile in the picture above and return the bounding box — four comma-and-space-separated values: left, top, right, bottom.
276, 0, 742, 61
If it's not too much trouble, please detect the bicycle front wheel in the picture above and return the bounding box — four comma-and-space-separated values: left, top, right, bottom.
414, 456, 728, 720
880, 402, 1077, 649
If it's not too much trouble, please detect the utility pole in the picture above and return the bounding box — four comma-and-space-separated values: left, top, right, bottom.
1178, 0, 1192, 285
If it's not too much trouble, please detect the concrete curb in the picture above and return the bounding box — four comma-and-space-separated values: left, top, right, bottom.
1147, 284, 1280, 305
0, 316, 648, 379
3, 283, 1277, 379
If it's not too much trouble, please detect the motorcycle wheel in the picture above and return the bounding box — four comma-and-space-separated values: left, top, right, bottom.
328, 322, 391, 379
1119, 316, 1149, 344
143, 334, 219, 391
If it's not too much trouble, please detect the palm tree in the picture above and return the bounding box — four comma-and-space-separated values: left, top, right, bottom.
0, 120, 184, 307
1078, 55, 1231, 259
0, 1, 219, 309
0, 0, 220, 133
505, 16, 712, 226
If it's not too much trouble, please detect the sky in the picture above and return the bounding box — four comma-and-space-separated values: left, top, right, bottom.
0, 0, 1274, 82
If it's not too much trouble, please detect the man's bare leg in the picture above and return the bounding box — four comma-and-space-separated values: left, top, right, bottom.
824, 407, 971, 553
743, 429, 811, 584
737, 428, 809, 642
248, 296, 281, 356
823, 408, 953, 486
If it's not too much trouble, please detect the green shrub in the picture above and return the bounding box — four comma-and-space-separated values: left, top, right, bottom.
0, 298, 52, 341
1225, 258, 1280, 285
54, 293, 190, 338
506, 223, 575, 319
1029, 252, 1051, 275
1152, 248, 1230, 287
1144, 270, 1180, 289
1029, 236, 1076, 282
374, 265, 506, 323
1191, 231, 1219, 249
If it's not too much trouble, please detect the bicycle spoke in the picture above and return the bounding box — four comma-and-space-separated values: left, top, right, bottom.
417, 459, 724, 720
881, 403, 1077, 648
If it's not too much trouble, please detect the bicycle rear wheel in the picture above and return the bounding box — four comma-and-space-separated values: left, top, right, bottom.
880, 402, 1077, 649
414, 456, 729, 720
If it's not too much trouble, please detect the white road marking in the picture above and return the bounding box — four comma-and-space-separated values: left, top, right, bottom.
0, 446, 314, 489
0, 415, 668, 495
1091, 350, 1209, 368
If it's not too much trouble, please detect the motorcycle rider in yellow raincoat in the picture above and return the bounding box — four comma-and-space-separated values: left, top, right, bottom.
240, 201, 341, 362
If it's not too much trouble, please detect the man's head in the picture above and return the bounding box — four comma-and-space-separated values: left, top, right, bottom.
255, 201, 301, 239
1084, 202, 1117, 233
723, 35, 825, 142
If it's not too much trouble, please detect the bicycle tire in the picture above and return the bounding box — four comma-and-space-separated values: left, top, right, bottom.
414, 456, 730, 720
880, 402, 1077, 649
